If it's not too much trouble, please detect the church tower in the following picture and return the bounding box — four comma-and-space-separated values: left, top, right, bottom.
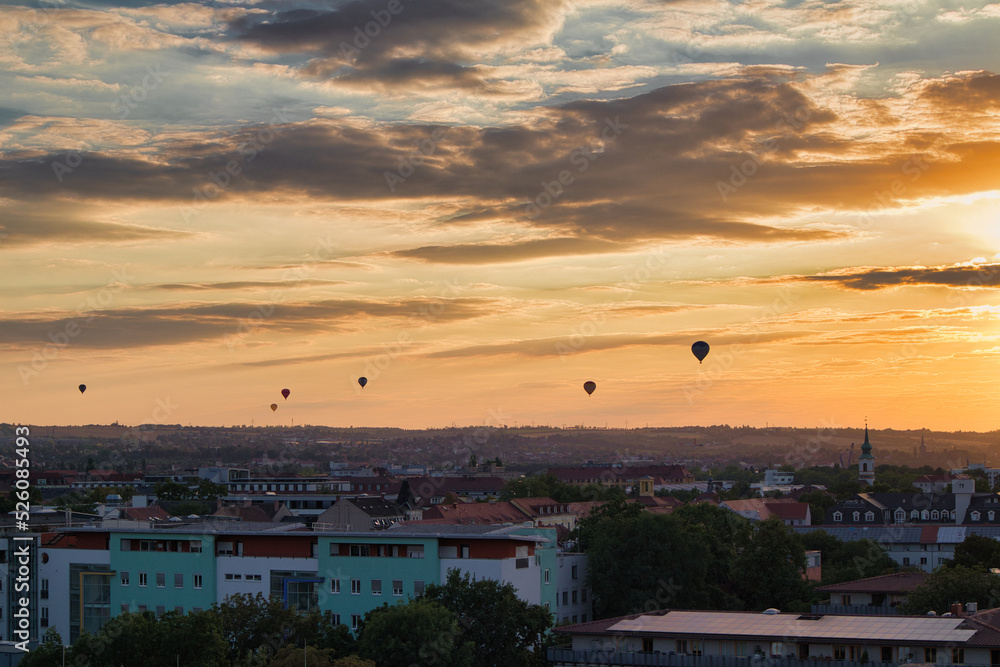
858, 423, 875, 486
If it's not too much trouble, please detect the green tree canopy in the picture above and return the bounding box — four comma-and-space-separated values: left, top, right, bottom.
799, 531, 898, 585
422, 569, 552, 667
356, 598, 474, 667
733, 518, 810, 611
899, 566, 1000, 615
947, 533, 1000, 571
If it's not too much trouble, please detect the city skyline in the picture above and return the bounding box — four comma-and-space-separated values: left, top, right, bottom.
2, 0, 999, 430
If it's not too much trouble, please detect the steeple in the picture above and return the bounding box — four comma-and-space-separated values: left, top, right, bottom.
858, 420, 875, 485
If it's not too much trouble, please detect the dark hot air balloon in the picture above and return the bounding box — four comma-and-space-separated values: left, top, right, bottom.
692, 341, 710, 363
281, 388, 290, 400
583, 380, 596, 395
270, 403, 278, 412
358, 377, 368, 388
78, 384, 87, 394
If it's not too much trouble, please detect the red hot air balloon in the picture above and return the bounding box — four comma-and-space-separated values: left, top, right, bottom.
583, 380, 596, 395
358, 377, 368, 388
79, 384, 87, 394
270, 403, 278, 412
281, 388, 290, 400
691, 341, 710, 364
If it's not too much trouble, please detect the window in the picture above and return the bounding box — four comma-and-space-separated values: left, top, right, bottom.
834, 646, 846, 660
41, 579, 48, 599
156, 572, 165, 588
882, 647, 892, 663
393, 580, 403, 596
833, 511, 842, 522
953, 648, 965, 664
190, 540, 202, 553
642, 638, 654, 653
351, 614, 361, 631
582, 614, 587, 622
544, 569, 550, 584
351, 578, 361, 595
865, 511, 875, 522
175, 573, 183, 588
972, 511, 981, 521
894, 508, 905, 524
853, 511, 860, 522
903, 557, 910, 566
922, 509, 930, 520
571, 565, 578, 580
217, 541, 234, 556
246, 574, 261, 581
842, 595, 852, 605
408, 546, 425, 558
350, 545, 370, 557
138, 605, 147, 613
331, 579, 341, 594
676, 640, 688, 654
736, 643, 748, 658
572, 590, 578, 604
139, 572, 148, 587
331, 613, 341, 626
121, 604, 130, 613
371, 579, 382, 595
120, 571, 129, 586
911, 509, 920, 519
175, 606, 183, 615
156, 605, 165, 617
691, 640, 703, 657
581, 588, 587, 603
194, 574, 202, 589
924, 648, 937, 662
920, 557, 927, 565
414, 580, 424, 595
990, 511, 996, 521
932, 510, 940, 520
562, 591, 568, 605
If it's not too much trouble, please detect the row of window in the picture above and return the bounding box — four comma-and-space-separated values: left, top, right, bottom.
121, 571, 203, 589
224, 574, 263, 581
557, 589, 587, 607
831, 508, 978, 522
329, 578, 420, 597
341, 544, 425, 558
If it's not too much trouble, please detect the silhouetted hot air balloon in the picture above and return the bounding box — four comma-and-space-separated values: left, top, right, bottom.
281, 388, 290, 400
692, 341, 710, 363
583, 380, 596, 396
78, 384, 87, 394
270, 403, 278, 412
358, 377, 368, 388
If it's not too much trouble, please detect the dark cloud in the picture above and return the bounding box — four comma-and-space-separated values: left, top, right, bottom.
799, 264, 1000, 290
0, 297, 503, 350
921, 71, 1000, 111
0, 211, 192, 247
144, 279, 349, 291
390, 238, 624, 264
230, 0, 567, 92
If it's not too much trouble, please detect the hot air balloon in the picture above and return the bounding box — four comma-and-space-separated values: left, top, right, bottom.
78, 384, 87, 394
270, 403, 278, 412
281, 388, 290, 400
692, 341, 710, 363
583, 380, 596, 395
358, 377, 368, 388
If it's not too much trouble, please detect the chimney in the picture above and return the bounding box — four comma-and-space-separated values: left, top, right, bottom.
967, 602, 978, 614
951, 603, 963, 617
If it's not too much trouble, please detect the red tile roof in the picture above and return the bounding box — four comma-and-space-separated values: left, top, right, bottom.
419, 501, 531, 525
815, 571, 928, 594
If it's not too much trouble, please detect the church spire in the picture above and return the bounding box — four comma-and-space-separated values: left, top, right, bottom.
858, 420, 875, 485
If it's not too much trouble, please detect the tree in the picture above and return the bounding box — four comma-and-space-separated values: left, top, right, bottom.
796, 490, 837, 525
422, 569, 552, 667
573, 496, 645, 551
155, 480, 193, 500
733, 518, 810, 611
800, 531, 897, 585
581, 511, 720, 617
356, 598, 474, 667
948, 534, 1000, 571
269, 646, 338, 667
900, 566, 1000, 615
18, 628, 64, 667
195, 478, 230, 501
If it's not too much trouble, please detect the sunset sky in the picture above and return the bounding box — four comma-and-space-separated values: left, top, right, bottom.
2, 0, 999, 431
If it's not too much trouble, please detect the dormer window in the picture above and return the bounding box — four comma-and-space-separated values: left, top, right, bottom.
989, 511, 995, 521
971, 511, 981, 521
931, 510, 939, 520
921, 510, 930, 520
853, 511, 860, 522
833, 511, 843, 522
865, 511, 875, 522
894, 509, 905, 524
911, 509, 920, 519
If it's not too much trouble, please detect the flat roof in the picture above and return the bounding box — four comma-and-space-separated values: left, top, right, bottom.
602, 611, 977, 645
